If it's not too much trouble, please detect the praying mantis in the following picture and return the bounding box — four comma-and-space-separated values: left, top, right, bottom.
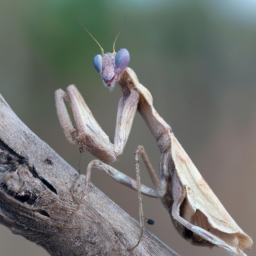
54, 23, 253, 255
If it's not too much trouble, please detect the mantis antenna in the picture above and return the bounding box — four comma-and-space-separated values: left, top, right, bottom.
76, 18, 104, 56
113, 17, 126, 53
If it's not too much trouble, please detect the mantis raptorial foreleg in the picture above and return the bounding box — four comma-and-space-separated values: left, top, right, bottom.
55, 84, 139, 163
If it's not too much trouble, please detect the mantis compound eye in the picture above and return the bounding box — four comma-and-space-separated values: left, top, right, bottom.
93, 54, 102, 74
115, 48, 130, 75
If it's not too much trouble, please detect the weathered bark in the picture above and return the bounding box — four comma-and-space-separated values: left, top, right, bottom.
0, 94, 179, 256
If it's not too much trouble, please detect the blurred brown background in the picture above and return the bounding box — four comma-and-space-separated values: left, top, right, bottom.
0, 0, 256, 255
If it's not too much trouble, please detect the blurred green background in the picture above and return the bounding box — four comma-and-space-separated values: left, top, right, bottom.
1, 0, 256, 255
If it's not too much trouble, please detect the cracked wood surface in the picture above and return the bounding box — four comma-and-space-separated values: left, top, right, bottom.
0, 94, 179, 256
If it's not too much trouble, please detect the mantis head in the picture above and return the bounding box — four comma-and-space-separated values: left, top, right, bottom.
78, 18, 129, 90
93, 49, 130, 89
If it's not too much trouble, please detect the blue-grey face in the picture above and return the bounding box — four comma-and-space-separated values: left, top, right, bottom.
93, 48, 130, 89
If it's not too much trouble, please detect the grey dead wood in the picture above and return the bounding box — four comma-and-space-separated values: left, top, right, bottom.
0, 94, 179, 256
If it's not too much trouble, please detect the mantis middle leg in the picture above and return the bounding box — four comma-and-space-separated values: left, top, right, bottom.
81, 153, 159, 251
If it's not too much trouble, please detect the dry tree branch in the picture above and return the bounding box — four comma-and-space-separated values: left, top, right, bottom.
0, 94, 179, 256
